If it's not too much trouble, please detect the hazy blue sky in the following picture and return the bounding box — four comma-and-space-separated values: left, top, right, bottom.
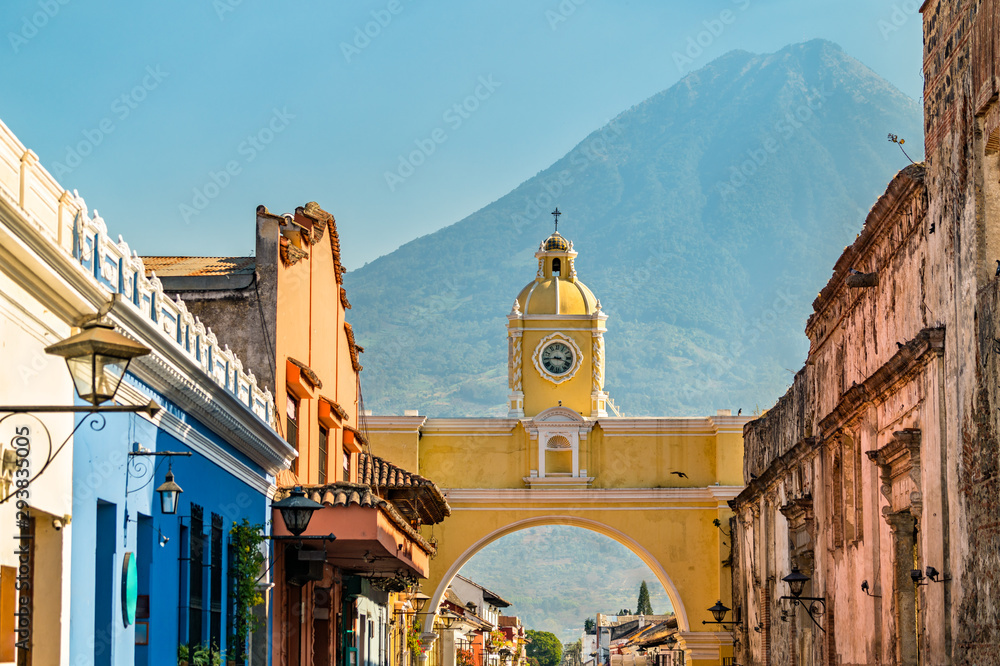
1, 0, 922, 268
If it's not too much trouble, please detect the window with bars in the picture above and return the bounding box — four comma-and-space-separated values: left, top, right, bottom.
343, 446, 351, 483
210, 513, 223, 650
319, 427, 329, 484
190, 504, 205, 648
287, 397, 300, 475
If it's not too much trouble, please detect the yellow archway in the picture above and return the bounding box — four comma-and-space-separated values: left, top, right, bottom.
368, 413, 745, 665
427, 515, 691, 631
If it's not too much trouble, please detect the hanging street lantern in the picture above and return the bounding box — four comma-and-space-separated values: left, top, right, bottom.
155, 464, 184, 515
44, 319, 151, 406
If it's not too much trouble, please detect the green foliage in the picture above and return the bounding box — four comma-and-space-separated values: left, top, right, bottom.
583, 618, 596, 634
346, 40, 923, 420
178, 644, 190, 663
526, 630, 563, 666
635, 581, 653, 616
191, 643, 222, 666
229, 519, 267, 663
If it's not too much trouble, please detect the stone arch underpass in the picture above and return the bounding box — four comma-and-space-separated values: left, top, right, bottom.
368, 412, 747, 666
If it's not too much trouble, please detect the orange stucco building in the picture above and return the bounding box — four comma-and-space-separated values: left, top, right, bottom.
146, 202, 449, 666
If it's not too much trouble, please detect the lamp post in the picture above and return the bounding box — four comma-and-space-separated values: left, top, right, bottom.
779, 567, 827, 632
0, 316, 160, 505
1, 317, 159, 415
662, 635, 685, 666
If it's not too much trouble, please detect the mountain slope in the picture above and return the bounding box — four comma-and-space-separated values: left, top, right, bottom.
346, 40, 922, 417
458, 526, 673, 643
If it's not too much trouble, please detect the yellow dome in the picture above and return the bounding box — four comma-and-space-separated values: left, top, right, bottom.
516, 276, 600, 315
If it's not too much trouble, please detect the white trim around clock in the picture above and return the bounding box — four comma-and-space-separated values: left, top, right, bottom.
531, 332, 584, 385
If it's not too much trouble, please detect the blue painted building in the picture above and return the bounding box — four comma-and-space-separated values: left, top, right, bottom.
67, 208, 294, 666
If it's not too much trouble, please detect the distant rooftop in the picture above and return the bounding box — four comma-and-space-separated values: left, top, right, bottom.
143, 256, 255, 277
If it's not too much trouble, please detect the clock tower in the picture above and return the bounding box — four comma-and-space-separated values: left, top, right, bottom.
507, 213, 609, 418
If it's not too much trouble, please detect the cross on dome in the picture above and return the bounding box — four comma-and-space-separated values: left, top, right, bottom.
551, 207, 561, 233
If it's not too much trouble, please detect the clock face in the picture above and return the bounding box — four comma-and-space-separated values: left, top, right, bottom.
541, 342, 574, 375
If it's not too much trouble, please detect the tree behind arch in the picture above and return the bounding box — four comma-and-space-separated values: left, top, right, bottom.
526, 630, 563, 666
636, 581, 653, 615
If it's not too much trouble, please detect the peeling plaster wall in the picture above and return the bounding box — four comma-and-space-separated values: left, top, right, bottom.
732, 2, 1000, 663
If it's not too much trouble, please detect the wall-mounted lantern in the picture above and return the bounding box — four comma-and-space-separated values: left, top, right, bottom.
272, 485, 323, 536
779, 567, 827, 632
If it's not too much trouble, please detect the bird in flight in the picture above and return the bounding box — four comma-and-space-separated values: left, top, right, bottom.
671, 471, 688, 478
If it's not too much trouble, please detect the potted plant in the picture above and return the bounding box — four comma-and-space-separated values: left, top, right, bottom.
226, 644, 238, 666
191, 644, 209, 666
178, 644, 190, 666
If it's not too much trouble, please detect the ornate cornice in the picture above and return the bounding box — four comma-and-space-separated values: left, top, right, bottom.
111, 300, 295, 473
818, 327, 944, 437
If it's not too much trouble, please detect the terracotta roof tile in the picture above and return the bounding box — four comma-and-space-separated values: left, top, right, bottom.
142, 256, 255, 277
359, 452, 451, 520
277, 481, 436, 554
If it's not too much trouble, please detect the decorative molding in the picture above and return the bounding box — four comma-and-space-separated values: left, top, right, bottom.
592, 332, 604, 392
363, 416, 429, 432
867, 428, 922, 521
114, 304, 295, 473
531, 332, 584, 385
818, 327, 944, 436
510, 333, 523, 391
70, 200, 278, 428
598, 416, 749, 436
445, 486, 743, 505
116, 381, 276, 494
421, 418, 520, 435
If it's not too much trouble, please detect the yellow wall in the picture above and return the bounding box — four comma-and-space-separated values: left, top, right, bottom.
366, 414, 747, 665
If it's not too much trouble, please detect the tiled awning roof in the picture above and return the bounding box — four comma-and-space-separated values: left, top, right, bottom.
277, 481, 435, 553
360, 452, 451, 524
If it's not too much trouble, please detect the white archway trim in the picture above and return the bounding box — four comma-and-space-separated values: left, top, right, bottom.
424, 515, 691, 632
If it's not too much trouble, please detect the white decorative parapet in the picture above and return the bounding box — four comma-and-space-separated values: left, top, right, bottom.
0, 117, 276, 428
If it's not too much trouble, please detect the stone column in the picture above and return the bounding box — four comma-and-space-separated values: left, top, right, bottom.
886, 510, 918, 666
440, 628, 457, 666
